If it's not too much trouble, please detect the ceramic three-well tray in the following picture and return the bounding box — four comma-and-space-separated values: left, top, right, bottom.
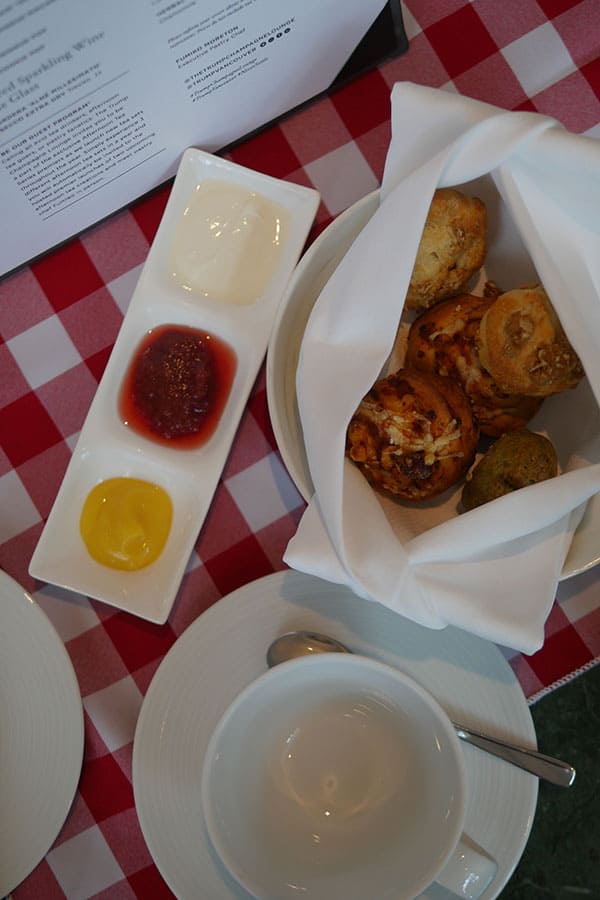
30, 149, 319, 622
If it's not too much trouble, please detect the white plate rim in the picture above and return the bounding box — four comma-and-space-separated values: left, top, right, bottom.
265, 189, 600, 581
0, 569, 84, 895
132, 569, 538, 900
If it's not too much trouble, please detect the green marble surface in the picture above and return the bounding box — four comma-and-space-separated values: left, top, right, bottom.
500, 661, 600, 898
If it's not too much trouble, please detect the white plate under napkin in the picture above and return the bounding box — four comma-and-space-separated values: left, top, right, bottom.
266, 189, 600, 581
284, 82, 600, 654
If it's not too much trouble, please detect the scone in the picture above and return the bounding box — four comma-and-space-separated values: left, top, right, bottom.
406, 188, 487, 311
346, 368, 479, 501
478, 285, 584, 396
405, 294, 542, 437
461, 429, 558, 510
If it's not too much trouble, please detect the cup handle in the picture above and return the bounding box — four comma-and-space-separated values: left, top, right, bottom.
434, 833, 497, 899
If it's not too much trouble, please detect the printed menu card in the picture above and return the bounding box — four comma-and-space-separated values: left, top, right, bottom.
0, 0, 387, 276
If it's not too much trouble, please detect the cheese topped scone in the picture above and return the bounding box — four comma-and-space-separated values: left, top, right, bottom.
346, 368, 479, 501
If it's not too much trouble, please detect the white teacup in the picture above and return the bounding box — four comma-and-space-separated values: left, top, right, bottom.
201, 654, 497, 899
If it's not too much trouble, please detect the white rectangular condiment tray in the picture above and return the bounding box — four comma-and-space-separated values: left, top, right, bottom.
29, 149, 319, 623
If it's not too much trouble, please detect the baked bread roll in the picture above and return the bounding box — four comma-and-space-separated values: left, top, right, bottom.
405, 294, 542, 437
346, 368, 479, 501
478, 285, 584, 396
461, 429, 558, 511
406, 188, 487, 311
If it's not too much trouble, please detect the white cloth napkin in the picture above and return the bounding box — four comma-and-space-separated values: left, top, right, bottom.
284, 82, 600, 654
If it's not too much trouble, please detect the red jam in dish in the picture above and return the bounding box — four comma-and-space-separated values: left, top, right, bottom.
120, 324, 237, 448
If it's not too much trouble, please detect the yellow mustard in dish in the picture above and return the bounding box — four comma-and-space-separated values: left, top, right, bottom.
80, 477, 173, 571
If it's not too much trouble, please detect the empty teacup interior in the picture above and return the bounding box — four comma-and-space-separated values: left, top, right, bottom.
201, 654, 467, 900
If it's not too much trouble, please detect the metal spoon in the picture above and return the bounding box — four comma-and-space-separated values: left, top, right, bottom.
267, 630, 576, 787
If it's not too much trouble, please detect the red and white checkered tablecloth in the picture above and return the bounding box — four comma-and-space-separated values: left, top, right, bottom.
1, 1, 599, 897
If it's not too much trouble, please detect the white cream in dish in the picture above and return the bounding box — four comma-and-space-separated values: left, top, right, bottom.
170, 179, 289, 305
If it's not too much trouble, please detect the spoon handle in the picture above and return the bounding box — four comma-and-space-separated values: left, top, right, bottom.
452, 722, 576, 787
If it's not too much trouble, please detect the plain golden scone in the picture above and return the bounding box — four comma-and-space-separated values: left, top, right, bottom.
405, 188, 487, 311
346, 368, 479, 501
405, 294, 543, 437
478, 285, 584, 396
461, 428, 558, 510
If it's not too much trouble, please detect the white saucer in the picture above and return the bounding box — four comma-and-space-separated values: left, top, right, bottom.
265, 189, 600, 581
0, 570, 84, 896
133, 570, 538, 899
